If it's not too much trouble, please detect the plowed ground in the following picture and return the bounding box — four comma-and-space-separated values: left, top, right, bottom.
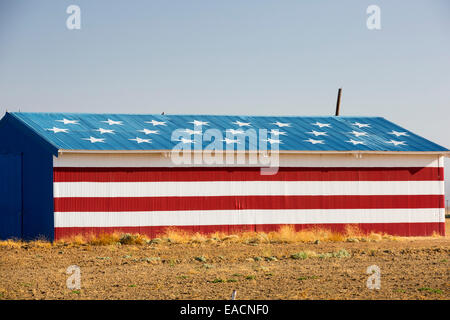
0, 226, 449, 300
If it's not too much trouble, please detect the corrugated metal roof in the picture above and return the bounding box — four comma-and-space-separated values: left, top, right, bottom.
7, 112, 449, 152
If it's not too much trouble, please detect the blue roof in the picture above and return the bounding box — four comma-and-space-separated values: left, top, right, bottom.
6, 112, 448, 152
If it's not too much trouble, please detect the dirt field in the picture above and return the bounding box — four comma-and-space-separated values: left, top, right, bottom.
0, 223, 449, 300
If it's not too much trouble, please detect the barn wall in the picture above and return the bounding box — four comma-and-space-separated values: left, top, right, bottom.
53, 153, 445, 239
0, 114, 56, 240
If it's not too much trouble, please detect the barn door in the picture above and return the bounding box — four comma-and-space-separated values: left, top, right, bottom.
0, 153, 23, 239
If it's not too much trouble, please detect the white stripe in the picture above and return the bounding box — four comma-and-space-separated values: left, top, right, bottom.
53, 153, 442, 168
54, 208, 444, 228
54, 180, 444, 198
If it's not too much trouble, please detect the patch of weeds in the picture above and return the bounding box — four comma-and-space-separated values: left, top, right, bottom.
254, 256, 263, 261
232, 273, 243, 277
333, 249, 351, 258
440, 259, 447, 263
209, 278, 224, 283
168, 259, 177, 267
394, 288, 406, 293
418, 287, 442, 294
128, 284, 137, 288
318, 249, 351, 259
317, 252, 333, 259
122, 255, 132, 259
245, 275, 256, 280
178, 275, 188, 280
226, 279, 238, 283
265, 256, 278, 262
195, 256, 207, 263
202, 263, 214, 269
290, 252, 309, 260
71, 290, 81, 294
96, 256, 111, 260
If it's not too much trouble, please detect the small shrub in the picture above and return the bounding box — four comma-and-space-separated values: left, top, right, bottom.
210, 278, 224, 283
418, 287, 442, 294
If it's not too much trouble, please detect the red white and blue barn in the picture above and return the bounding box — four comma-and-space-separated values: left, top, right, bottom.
0, 112, 448, 240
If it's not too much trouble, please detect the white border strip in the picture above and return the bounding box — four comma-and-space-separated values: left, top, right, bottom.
54, 180, 444, 198
54, 208, 445, 228
53, 153, 442, 168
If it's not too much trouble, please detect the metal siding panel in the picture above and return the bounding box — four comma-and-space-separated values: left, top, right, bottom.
0, 154, 22, 239
0, 115, 55, 240
53, 161, 445, 238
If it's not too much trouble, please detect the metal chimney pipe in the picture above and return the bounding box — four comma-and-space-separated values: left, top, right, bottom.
335, 88, 342, 116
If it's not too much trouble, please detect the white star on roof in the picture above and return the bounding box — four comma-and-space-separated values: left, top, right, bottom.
190, 120, 209, 126
233, 121, 251, 127
386, 139, 406, 146
304, 138, 324, 144
307, 130, 327, 137
183, 129, 202, 135
349, 130, 367, 137
138, 129, 159, 135
353, 122, 370, 128
146, 120, 167, 126
263, 138, 282, 144
222, 138, 240, 144
272, 121, 291, 128
56, 118, 79, 125
82, 136, 105, 143
346, 139, 365, 145
389, 130, 408, 137
178, 138, 194, 144
226, 129, 245, 135
46, 127, 69, 133
312, 122, 331, 128
129, 137, 152, 144
269, 129, 287, 136
101, 119, 123, 126
95, 128, 115, 134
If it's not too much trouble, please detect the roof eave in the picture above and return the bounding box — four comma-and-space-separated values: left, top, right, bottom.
57, 149, 450, 156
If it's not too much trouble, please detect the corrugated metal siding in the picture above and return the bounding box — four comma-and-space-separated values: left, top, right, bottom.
53, 153, 445, 239
0, 115, 54, 240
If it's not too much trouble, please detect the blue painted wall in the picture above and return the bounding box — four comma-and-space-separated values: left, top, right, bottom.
0, 154, 22, 239
0, 113, 58, 240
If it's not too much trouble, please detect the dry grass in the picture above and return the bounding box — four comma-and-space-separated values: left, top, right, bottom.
0, 223, 441, 247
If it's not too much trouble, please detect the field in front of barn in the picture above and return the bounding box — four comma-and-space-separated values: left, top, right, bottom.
0, 221, 449, 300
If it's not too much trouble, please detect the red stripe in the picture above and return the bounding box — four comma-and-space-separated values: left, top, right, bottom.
53, 195, 444, 212
54, 222, 445, 239
53, 167, 444, 182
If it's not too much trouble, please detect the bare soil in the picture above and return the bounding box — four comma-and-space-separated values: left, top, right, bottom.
0, 232, 449, 300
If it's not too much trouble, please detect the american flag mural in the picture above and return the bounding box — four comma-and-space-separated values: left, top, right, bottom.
6, 112, 448, 239
52, 153, 445, 238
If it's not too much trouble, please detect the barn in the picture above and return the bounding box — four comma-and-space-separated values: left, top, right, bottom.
0, 112, 448, 241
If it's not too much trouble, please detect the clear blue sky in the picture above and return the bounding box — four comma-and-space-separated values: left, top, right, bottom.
1, 0, 449, 198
